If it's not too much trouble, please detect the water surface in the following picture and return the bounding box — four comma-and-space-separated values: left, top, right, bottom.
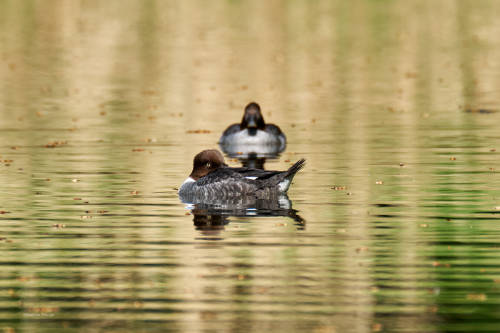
1, 1, 500, 332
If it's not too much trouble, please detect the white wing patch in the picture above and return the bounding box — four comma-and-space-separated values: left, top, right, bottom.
278, 179, 291, 192
182, 177, 195, 185
245, 176, 258, 180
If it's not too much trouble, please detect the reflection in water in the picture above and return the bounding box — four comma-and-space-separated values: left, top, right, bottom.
219, 143, 286, 169
187, 194, 305, 233
229, 152, 272, 169
238, 153, 268, 169
192, 208, 229, 234
219, 140, 285, 169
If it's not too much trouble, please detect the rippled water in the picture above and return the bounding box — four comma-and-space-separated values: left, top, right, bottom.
1, 1, 500, 332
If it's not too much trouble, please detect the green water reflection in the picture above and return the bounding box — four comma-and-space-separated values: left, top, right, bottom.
1, 1, 499, 332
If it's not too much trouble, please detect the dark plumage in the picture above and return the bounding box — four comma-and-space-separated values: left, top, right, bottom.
218, 102, 287, 157
179, 150, 305, 203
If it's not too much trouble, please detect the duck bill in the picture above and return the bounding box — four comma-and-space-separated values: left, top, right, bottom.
247, 117, 257, 128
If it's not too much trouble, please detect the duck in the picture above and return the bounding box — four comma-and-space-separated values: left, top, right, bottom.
179, 149, 304, 202
218, 102, 286, 156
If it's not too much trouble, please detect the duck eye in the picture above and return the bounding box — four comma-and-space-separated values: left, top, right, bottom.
206, 162, 211, 168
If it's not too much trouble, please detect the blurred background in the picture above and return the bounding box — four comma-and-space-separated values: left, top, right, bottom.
0, 1, 499, 332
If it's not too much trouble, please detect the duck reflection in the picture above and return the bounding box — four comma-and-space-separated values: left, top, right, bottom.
192, 208, 229, 233
184, 194, 305, 232
228, 152, 269, 170
219, 149, 284, 170
219, 147, 285, 170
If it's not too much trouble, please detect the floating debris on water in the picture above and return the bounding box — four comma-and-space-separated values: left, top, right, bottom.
465, 108, 497, 114
186, 129, 211, 134
45, 141, 68, 148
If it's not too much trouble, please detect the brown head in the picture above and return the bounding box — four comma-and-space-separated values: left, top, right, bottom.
241, 102, 266, 131
189, 149, 227, 180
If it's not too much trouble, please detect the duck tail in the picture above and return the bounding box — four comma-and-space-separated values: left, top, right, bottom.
277, 159, 305, 192
286, 158, 306, 178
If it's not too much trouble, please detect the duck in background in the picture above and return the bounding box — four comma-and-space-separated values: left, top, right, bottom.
218, 102, 286, 166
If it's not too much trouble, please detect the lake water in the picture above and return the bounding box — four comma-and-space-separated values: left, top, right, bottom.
1, 1, 499, 332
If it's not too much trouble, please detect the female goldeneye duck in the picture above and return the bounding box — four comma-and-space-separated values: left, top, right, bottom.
179, 149, 305, 201
218, 102, 286, 154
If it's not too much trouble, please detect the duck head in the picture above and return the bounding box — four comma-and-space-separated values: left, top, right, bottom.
241, 102, 266, 134
189, 149, 227, 180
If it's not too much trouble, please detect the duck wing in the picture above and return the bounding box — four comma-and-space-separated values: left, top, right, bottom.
193, 168, 259, 196
231, 159, 305, 182
229, 167, 282, 180
264, 124, 284, 136
219, 124, 241, 140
